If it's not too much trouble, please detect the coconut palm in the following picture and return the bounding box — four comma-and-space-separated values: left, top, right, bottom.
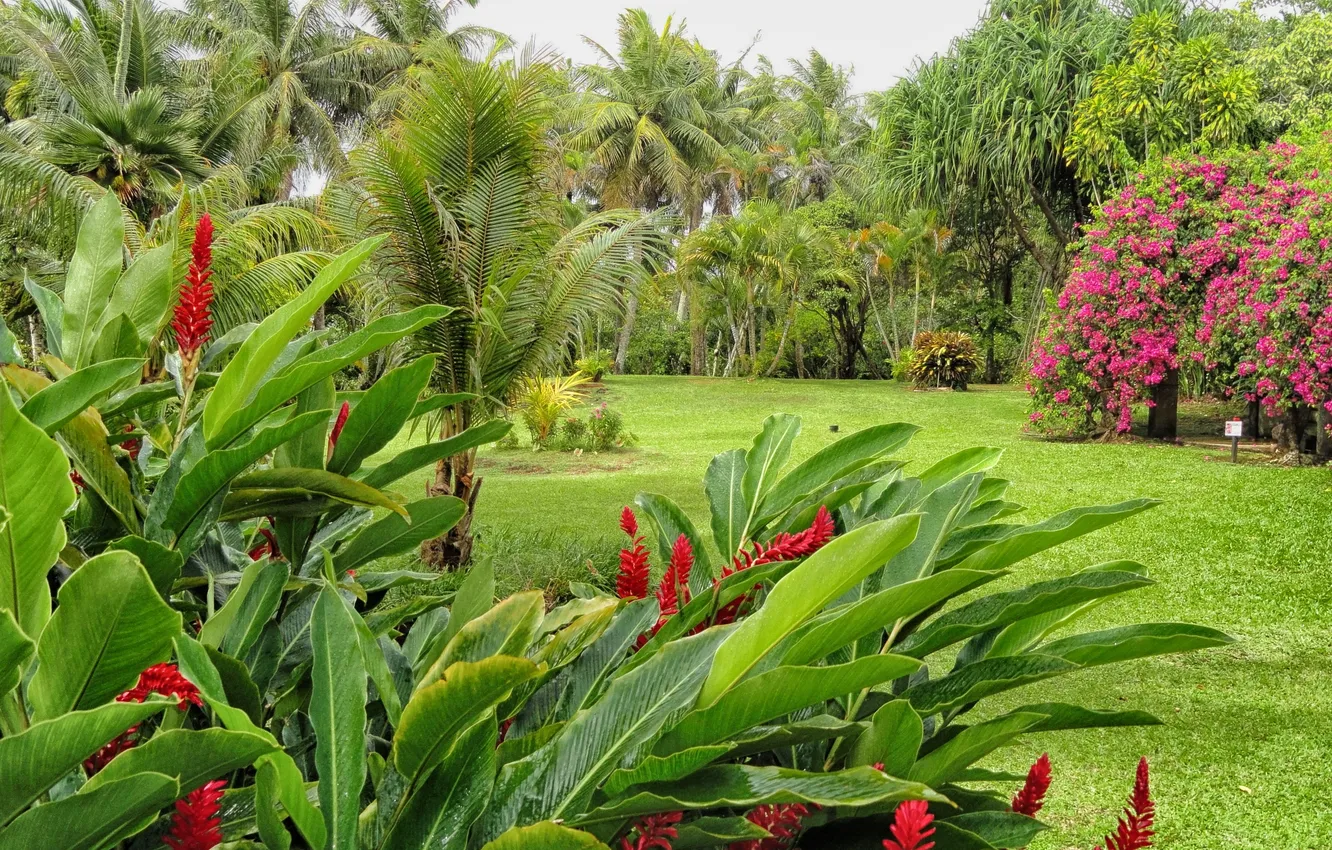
329, 46, 670, 566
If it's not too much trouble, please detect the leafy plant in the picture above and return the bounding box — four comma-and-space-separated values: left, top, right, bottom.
514, 373, 592, 449
906, 331, 979, 390
588, 402, 631, 451
576, 350, 615, 382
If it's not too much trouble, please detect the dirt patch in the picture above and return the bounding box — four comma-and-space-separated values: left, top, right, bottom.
565, 458, 636, 475
497, 461, 553, 475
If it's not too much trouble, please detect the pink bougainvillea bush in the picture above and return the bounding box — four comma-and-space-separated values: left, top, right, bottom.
1029, 135, 1332, 439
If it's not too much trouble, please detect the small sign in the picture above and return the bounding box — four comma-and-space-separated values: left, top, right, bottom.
1225, 420, 1243, 438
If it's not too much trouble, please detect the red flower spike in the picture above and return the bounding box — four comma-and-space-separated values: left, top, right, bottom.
881, 799, 935, 850
1012, 753, 1052, 816
69, 469, 86, 493
328, 401, 350, 459
616, 506, 651, 601
120, 425, 142, 461
86, 664, 202, 774
619, 506, 639, 538
163, 779, 225, 850
621, 811, 682, 850
1094, 758, 1155, 850
172, 214, 215, 367
657, 534, 694, 616
730, 803, 810, 850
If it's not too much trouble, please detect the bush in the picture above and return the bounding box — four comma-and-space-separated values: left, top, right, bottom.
574, 349, 614, 381
891, 346, 916, 382
625, 288, 690, 375
906, 330, 979, 389
588, 401, 632, 450
512, 372, 591, 448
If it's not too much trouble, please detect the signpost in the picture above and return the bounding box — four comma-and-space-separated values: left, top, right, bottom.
1225, 419, 1243, 463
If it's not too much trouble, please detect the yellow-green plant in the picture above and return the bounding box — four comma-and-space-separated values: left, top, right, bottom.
907, 330, 979, 390
514, 373, 592, 447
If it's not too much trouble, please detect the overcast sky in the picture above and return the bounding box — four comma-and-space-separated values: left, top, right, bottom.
454, 0, 992, 93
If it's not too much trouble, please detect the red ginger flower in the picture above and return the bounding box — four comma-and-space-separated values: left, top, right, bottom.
248, 526, 281, 561
1095, 758, 1155, 850
1012, 753, 1052, 816
163, 779, 225, 850
172, 214, 215, 365
882, 799, 935, 850
616, 507, 650, 601
84, 663, 202, 774
710, 505, 835, 627
621, 811, 682, 850
731, 802, 810, 850
657, 534, 694, 617
328, 401, 350, 459
120, 424, 142, 461
619, 506, 639, 538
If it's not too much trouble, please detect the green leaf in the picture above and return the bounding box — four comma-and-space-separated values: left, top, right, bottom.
0, 380, 74, 640
698, 514, 921, 707
328, 355, 435, 476
904, 655, 1079, 717
632, 493, 708, 595
0, 771, 180, 850
204, 236, 385, 445
255, 760, 294, 850
940, 812, 1047, 849
333, 497, 465, 575
849, 700, 922, 774
722, 715, 865, 760
480, 823, 610, 850
105, 536, 183, 600
61, 193, 124, 369
421, 591, 544, 686
953, 500, 1160, 573
311, 586, 369, 850
704, 449, 748, 559
761, 423, 920, 520
0, 699, 169, 825
359, 419, 512, 490
381, 715, 496, 850
0, 610, 33, 700
998, 702, 1161, 732
741, 413, 801, 532
223, 468, 407, 521
896, 569, 1154, 658
19, 358, 142, 434
986, 561, 1147, 658
206, 646, 265, 727
28, 551, 181, 720
104, 243, 173, 344
915, 447, 1003, 496
92, 312, 145, 362
337, 589, 403, 728
199, 556, 272, 649
0, 316, 21, 365
660, 654, 922, 752
1038, 623, 1234, 667
604, 746, 731, 797
909, 712, 1048, 787
393, 656, 540, 790
573, 765, 947, 826
408, 391, 477, 421
672, 817, 772, 849
82, 728, 277, 795
412, 556, 494, 679
221, 559, 290, 659
23, 277, 63, 359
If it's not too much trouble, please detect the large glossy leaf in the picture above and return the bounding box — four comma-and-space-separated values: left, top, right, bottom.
328, 355, 435, 476
0, 316, 20, 364
19, 358, 141, 434
61, 193, 124, 369
698, 514, 921, 708
573, 765, 947, 826
998, 702, 1161, 732
952, 500, 1160, 573
208, 305, 446, 450
909, 712, 1048, 787
220, 559, 290, 659
659, 654, 921, 752
877, 473, 982, 590
311, 586, 369, 850
0, 381, 74, 640
673, 817, 772, 849
199, 555, 272, 649
985, 561, 1147, 658
480, 823, 611, 850
603, 746, 730, 798
782, 569, 997, 667
915, 447, 1003, 496
358, 419, 512, 490
203, 236, 385, 445
421, 591, 544, 686
0, 699, 169, 825
848, 700, 922, 775
28, 551, 181, 721
741, 413, 801, 532
255, 759, 294, 850
23, 277, 63, 358
722, 715, 865, 760
761, 423, 920, 521
896, 569, 1154, 659
940, 812, 1047, 849
338, 590, 404, 727
903, 655, 1079, 717
394, 656, 538, 793
481, 627, 730, 838
1037, 623, 1233, 667
105, 536, 183, 599
381, 715, 496, 850
223, 468, 408, 520
104, 242, 173, 344
0, 610, 32, 700
333, 497, 465, 575
83, 728, 277, 795
0, 771, 180, 850
704, 448, 748, 559
411, 557, 493, 679
632, 493, 708, 594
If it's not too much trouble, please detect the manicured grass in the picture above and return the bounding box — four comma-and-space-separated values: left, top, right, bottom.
372, 376, 1331, 848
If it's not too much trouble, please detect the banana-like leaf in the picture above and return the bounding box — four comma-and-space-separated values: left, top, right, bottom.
328, 355, 435, 476
723, 715, 866, 760
100, 380, 179, 419
105, 536, 183, 600
19, 358, 142, 434
336, 590, 404, 727
0, 699, 170, 825
741, 413, 801, 533
698, 514, 921, 708
604, 746, 731, 797
952, 500, 1160, 573
93, 311, 144, 363
673, 817, 772, 849
103, 243, 173, 345
333, 497, 466, 575
877, 474, 982, 589
760, 423, 920, 522
939, 812, 1046, 849
896, 569, 1154, 659
421, 591, 544, 686
849, 700, 922, 774
381, 715, 497, 850
409, 392, 477, 421
0, 610, 33, 700
660, 654, 921, 752
632, 493, 708, 594
394, 656, 540, 790
311, 586, 369, 850
199, 556, 273, 649
0, 771, 180, 850
220, 560, 290, 660
413, 557, 494, 680
704, 449, 748, 560
23, 277, 63, 358
204, 236, 385, 445
479, 823, 611, 850
996, 702, 1161, 732
60, 193, 124, 370
82, 728, 277, 795
0, 316, 21, 364
915, 447, 1003, 496
0, 382, 73, 640
208, 306, 447, 450
225, 468, 408, 519
909, 712, 1048, 787
28, 551, 181, 720
359, 419, 513, 490
255, 760, 294, 850
1037, 623, 1233, 667
903, 655, 1079, 717
572, 765, 947, 826
986, 561, 1148, 658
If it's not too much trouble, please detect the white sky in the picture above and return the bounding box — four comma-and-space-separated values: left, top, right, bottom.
455, 0, 993, 93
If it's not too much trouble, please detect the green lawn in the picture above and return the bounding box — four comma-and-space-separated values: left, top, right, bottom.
377, 376, 1331, 848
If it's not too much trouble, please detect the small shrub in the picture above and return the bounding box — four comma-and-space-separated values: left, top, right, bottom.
891, 347, 916, 382
906, 330, 979, 389
574, 349, 614, 381
588, 401, 632, 450
558, 415, 590, 450
513, 372, 591, 448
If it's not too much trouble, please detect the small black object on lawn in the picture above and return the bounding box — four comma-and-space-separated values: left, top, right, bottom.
829, 424, 839, 433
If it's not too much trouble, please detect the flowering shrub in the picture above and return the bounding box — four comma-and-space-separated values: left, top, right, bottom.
1029, 135, 1332, 440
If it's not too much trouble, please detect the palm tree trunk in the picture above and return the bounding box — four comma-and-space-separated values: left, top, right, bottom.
794, 335, 807, 378
27, 316, 42, 359
689, 285, 707, 375
614, 291, 639, 374
765, 302, 797, 377
420, 411, 482, 569
911, 265, 921, 343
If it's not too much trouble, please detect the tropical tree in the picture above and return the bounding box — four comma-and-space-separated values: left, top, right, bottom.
329, 47, 670, 567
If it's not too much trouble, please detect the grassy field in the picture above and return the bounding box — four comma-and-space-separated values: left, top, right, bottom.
374, 376, 1331, 849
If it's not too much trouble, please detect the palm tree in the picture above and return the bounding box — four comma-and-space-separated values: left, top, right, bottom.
773, 51, 866, 209
330, 46, 670, 566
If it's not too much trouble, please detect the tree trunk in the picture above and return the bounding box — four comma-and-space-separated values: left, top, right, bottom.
766, 304, 796, 378
1316, 404, 1330, 461
794, 335, 807, 378
614, 292, 639, 374
689, 290, 707, 375
1147, 369, 1179, 440
313, 305, 326, 331
27, 315, 42, 359
911, 266, 921, 343
419, 415, 482, 570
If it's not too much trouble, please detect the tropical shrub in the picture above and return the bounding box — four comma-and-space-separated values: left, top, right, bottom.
588, 401, 632, 451
576, 350, 616, 382
906, 331, 979, 390
514, 373, 592, 449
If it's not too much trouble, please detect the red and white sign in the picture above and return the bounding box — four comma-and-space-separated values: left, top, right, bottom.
1225, 420, 1243, 438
